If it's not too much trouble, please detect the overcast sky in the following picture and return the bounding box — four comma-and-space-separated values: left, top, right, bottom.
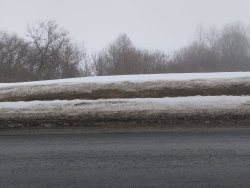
1, 0, 250, 53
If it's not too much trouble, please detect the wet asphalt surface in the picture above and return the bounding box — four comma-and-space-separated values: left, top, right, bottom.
0, 131, 250, 188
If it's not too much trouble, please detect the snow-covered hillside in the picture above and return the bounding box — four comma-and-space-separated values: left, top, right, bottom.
1, 72, 250, 102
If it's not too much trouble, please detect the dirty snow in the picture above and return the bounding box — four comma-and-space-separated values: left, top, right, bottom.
1, 72, 250, 102
1, 96, 250, 112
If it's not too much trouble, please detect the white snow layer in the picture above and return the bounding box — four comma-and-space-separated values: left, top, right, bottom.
1, 72, 250, 88
1, 96, 250, 112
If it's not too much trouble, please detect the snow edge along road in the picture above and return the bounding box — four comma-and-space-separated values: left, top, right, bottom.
1, 96, 250, 130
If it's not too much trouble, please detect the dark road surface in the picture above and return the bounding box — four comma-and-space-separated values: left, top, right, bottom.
1, 131, 250, 188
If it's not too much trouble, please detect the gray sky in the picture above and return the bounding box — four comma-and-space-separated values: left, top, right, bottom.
1, 0, 250, 53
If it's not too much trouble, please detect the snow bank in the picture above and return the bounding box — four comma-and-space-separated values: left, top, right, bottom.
1, 96, 250, 129
0, 96, 250, 118
0, 96, 249, 111
1, 72, 250, 88
1, 72, 250, 102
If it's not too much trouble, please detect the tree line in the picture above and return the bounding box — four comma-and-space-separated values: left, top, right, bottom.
0, 21, 250, 82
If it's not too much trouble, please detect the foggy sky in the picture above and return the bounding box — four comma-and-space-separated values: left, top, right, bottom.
1, 0, 250, 53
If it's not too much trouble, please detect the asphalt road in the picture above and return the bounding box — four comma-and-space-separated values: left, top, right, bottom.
1, 131, 250, 188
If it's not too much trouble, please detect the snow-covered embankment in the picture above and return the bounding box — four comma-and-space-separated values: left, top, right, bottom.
1, 72, 250, 131
1, 72, 250, 102
1, 96, 250, 130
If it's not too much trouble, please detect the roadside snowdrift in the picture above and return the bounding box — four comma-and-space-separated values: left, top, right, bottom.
1, 72, 250, 101
1, 96, 250, 129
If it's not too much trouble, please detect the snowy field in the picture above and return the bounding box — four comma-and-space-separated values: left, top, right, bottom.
1, 72, 250, 102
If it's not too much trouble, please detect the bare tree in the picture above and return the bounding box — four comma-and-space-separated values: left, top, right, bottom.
93, 34, 170, 75
0, 31, 31, 82
2, 21, 250, 82
216, 23, 250, 70
171, 23, 250, 73
26, 20, 88, 80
